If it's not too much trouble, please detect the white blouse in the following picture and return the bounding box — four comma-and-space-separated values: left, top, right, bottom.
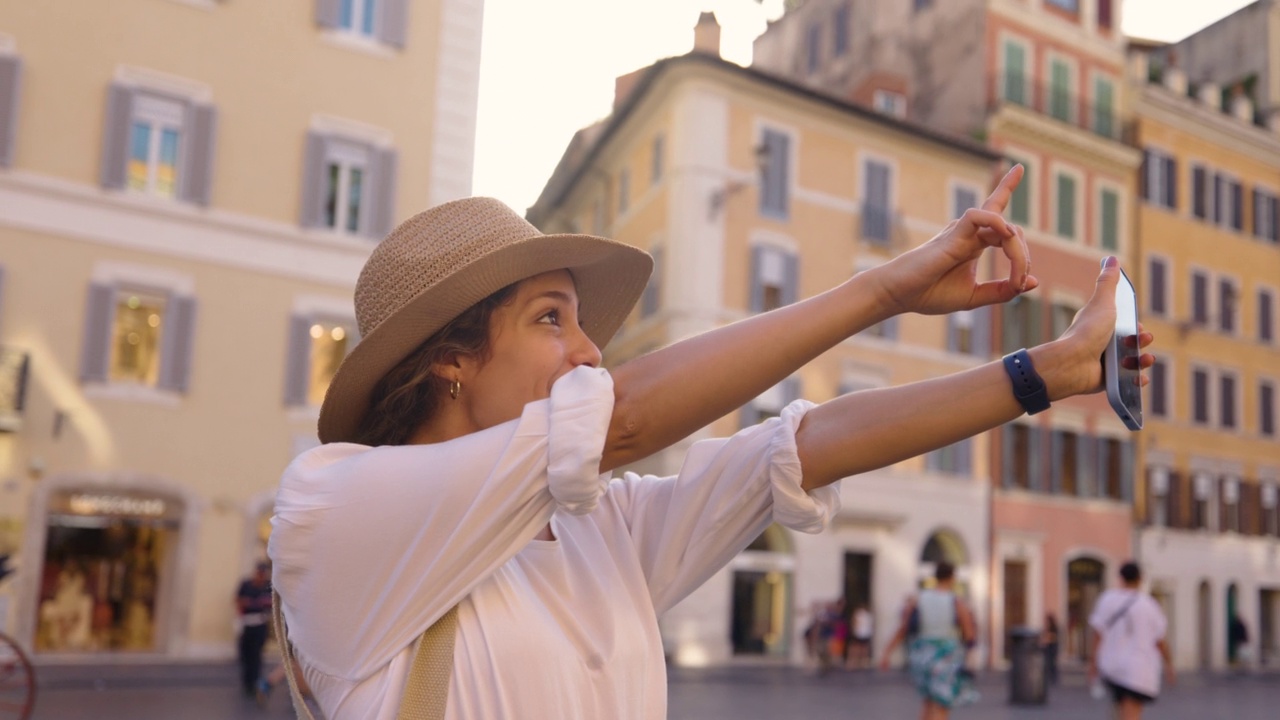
269, 367, 840, 720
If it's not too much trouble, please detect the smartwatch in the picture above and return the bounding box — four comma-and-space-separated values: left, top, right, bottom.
1002, 348, 1050, 415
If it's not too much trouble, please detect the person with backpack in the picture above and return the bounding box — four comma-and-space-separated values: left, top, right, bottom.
1088, 561, 1175, 720
878, 562, 978, 718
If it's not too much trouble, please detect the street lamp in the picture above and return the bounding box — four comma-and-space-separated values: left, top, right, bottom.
707, 141, 772, 220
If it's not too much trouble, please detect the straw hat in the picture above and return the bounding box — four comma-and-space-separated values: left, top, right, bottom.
317, 197, 652, 444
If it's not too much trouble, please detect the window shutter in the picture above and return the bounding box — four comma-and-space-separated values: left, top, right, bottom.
1138, 151, 1149, 202
1212, 174, 1224, 224
782, 251, 799, 306
1001, 425, 1015, 489
1272, 193, 1280, 243
378, 0, 410, 48
1120, 441, 1135, 501
1261, 291, 1273, 342
182, 103, 217, 206
748, 245, 765, 313
956, 437, 972, 477
1149, 259, 1165, 315
0, 54, 22, 168
1100, 189, 1118, 251
1001, 300, 1019, 354
284, 315, 313, 406
1050, 430, 1063, 494
1027, 298, 1043, 345
954, 187, 978, 218
315, 0, 343, 28
971, 306, 990, 357
158, 295, 197, 393
1009, 160, 1030, 224
1192, 166, 1206, 218
783, 376, 802, 404
369, 146, 398, 238
1252, 188, 1263, 237
945, 313, 959, 352
100, 84, 134, 190
641, 247, 662, 317
1164, 157, 1177, 209
880, 315, 900, 340
761, 131, 789, 217
1231, 182, 1244, 230
1096, 438, 1113, 499
79, 283, 116, 383
1076, 435, 1095, 497
300, 132, 328, 228
1056, 174, 1076, 238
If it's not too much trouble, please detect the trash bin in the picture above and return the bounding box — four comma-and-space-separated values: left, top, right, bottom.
1008, 626, 1047, 705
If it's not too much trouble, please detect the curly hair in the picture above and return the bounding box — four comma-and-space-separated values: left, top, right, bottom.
352, 284, 518, 446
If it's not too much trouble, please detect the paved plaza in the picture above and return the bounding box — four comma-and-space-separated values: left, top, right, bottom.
24, 662, 1279, 719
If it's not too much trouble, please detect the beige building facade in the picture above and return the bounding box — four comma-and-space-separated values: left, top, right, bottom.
0, 0, 483, 660
530, 18, 1002, 667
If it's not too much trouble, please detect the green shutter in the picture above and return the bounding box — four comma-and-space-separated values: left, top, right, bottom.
1094, 78, 1114, 137
1101, 189, 1119, 251
1051, 60, 1071, 121
1004, 42, 1026, 105
1010, 160, 1030, 224
1057, 174, 1076, 238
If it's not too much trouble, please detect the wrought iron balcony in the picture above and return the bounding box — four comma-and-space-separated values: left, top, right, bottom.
0, 346, 30, 432
990, 72, 1121, 141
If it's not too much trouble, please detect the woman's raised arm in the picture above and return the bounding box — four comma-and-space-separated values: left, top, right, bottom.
602, 166, 1033, 472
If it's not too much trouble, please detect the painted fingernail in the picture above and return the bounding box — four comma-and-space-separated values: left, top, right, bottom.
1104, 256, 1118, 268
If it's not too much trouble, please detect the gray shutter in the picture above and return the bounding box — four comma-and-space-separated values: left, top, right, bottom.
379, 0, 409, 48
1028, 298, 1043, 345
956, 437, 973, 477
159, 295, 197, 393
284, 315, 313, 406
1050, 430, 1063, 494
971, 306, 991, 357
369, 146, 399, 238
1095, 438, 1112, 499
641, 247, 662, 317
782, 251, 799, 306
316, 0, 343, 28
881, 315, 900, 340
79, 283, 116, 383
0, 55, 22, 168
182, 103, 217, 206
1028, 427, 1043, 491
300, 132, 328, 228
1077, 435, 1096, 497
1120, 441, 1136, 501
100, 84, 134, 190
739, 404, 756, 430
748, 246, 764, 313
946, 314, 959, 352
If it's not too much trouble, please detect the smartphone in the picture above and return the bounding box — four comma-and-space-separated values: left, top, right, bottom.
1103, 261, 1143, 430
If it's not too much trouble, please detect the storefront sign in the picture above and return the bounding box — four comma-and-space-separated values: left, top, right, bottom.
67, 494, 166, 518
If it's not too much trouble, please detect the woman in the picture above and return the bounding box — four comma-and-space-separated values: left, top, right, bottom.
1041, 612, 1060, 686
879, 563, 977, 718
269, 166, 1155, 719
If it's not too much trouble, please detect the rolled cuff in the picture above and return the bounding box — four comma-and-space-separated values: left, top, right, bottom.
767, 399, 840, 533
546, 366, 615, 515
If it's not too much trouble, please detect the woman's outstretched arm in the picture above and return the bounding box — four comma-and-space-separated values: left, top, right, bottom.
602, 166, 1033, 471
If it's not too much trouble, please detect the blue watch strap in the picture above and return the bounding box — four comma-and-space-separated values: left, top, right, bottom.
1002, 348, 1050, 415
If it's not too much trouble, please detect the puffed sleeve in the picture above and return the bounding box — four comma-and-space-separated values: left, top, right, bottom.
269, 367, 614, 681
605, 399, 840, 614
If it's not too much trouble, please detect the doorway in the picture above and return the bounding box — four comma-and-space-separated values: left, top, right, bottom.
729, 525, 792, 658
1066, 557, 1105, 662
1260, 588, 1278, 668
1003, 559, 1029, 660
1198, 580, 1212, 670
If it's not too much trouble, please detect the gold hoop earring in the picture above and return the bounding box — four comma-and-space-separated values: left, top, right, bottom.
449, 380, 461, 400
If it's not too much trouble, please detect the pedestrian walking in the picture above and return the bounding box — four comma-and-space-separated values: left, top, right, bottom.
268, 167, 1155, 719
1087, 561, 1174, 720
879, 562, 979, 719
847, 604, 874, 669
1229, 613, 1251, 669
235, 561, 272, 700
1041, 612, 1060, 686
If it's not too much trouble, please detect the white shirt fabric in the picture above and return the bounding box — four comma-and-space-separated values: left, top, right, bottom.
1088, 588, 1168, 697
269, 367, 840, 720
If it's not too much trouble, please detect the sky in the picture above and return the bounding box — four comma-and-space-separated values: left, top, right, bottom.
471, 0, 1257, 213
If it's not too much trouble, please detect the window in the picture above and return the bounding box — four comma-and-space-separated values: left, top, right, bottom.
834, 4, 851, 56
861, 160, 893, 243
1191, 473, 1214, 530
1214, 173, 1243, 231
1099, 188, 1119, 251
872, 90, 907, 118
1055, 173, 1077, 239
749, 245, 798, 313
79, 281, 197, 393
1191, 271, 1209, 326
1093, 77, 1115, 138
1098, 437, 1130, 500
865, 316, 899, 340
1220, 372, 1237, 429
1052, 430, 1081, 495
1051, 301, 1079, 338
640, 246, 663, 318
1261, 380, 1275, 437
651, 134, 664, 185
1098, 0, 1114, 29
806, 23, 822, 74
1141, 149, 1177, 210
1049, 58, 1073, 123
1008, 158, 1031, 224
1002, 296, 1042, 353
301, 131, 397, 239
1259, 289, 1274, 343
759, 128, 790, 218
1218, 279, 1238, 334
926, 438, 972, 476
100, 85, 217, 205
1148, 257, 1167, 316
1226, 176, 1244, 231
914, 0, 933, 10
618, 169, 630, 215
1252, 188, 1278, 242
947, 307, 988, 356
284, 313, 358, 407
1191, 368, 1210, 424
592, 196, 605, 235
316, 0, 408, 48
1149, 358, 1168, 417
0, 53, 23, 168
1046, 0, 1080, 12
1264, 484, 1279, 537
1191, 165, 1211, 220
741, 377, 800, 429
1221, 478, 1240, 533
1147, 467, 1168, 526
952, 185, 979, 219
1002, 424, 1040, 490
1003, 41, 1028, 106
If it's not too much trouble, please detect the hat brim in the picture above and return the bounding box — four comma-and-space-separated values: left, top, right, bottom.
317, 233, 653, 444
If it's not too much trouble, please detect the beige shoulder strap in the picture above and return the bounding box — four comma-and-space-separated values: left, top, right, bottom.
272, 590, 459, 720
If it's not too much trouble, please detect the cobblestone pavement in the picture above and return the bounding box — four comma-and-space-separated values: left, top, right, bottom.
27, 663, 1279, 719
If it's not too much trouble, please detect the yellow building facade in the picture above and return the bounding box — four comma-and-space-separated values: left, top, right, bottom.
1129, 54, 1280, 670
0, 0, 483, 660
529, 23, 1003, 666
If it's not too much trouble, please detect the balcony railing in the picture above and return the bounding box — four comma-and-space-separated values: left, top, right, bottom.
990, 72, 1121, 141
0, 346, 30, 432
